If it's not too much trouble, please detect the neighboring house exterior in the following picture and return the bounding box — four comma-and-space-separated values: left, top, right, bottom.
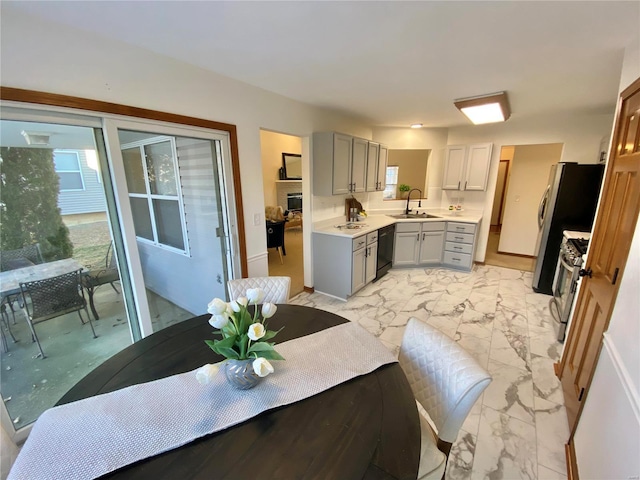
54, 149, 106, 215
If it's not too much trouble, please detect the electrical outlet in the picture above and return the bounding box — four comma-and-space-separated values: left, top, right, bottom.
253, 213, 261, 226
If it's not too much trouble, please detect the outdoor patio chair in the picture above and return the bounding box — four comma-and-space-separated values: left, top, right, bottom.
20, 268, 97, 359
399, 318, 492, 480
82, 243, 120, 320
1, 298, 17, 352
227, 276, 291, 304
266, 220, 286, 264
0, 243, 45, 321
0, 243, 44, 272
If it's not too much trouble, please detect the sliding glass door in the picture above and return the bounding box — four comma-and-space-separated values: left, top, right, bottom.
0, 109, 239, 440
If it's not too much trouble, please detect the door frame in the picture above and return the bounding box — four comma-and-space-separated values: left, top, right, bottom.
557, 76, 640, 441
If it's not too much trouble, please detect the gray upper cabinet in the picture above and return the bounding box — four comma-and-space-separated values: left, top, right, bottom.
366, 142, 388, 192
351, 137, 368, 193
377, 145, 388, 191
313, 132, 388, 196
366, 142, 380, 191
313, 132, 352, 196
442, 143, 493, 191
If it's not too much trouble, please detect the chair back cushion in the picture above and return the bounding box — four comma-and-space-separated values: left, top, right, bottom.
399, 318, 491, 443
227, 276, 291, 304
266, 221, 285, 249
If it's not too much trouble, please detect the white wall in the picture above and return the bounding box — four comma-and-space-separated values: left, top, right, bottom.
498, 143, 563, 255
260, 130, 301, 208
446, 112, 614, 262
573, 41, 640, 480
0, 7, 372, 279
369, 127, 449, 213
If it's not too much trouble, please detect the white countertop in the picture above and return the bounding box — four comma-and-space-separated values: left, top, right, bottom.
313, 210, 483, 238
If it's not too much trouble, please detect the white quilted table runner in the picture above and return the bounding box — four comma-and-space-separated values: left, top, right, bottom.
9, 322, 396, 480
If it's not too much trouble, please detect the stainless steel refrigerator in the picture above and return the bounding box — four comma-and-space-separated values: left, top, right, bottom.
532, 162, 605, 294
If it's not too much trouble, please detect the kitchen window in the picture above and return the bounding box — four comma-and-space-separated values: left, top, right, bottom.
122, 136, 189, 254
53, 150, 85, 191
383, 166, 399, 199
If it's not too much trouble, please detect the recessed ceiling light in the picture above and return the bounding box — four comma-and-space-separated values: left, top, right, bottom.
410, 123, 423, 129
454, 92, 511, 125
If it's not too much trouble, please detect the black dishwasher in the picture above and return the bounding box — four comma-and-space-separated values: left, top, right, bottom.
375, 224, 395, 281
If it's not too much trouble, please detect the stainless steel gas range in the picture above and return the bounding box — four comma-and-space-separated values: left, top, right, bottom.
551, 230, 590, 342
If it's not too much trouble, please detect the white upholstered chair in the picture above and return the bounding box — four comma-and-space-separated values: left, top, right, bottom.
227, 276, 291, 304
399, 318, 492, 480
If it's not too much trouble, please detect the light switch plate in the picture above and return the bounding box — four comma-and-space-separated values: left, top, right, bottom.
253, 213, 261, 226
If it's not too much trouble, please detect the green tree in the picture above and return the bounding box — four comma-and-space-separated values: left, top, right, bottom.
0, 147, 73, 260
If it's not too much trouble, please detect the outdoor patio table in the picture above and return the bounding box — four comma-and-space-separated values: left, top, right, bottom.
0, 258, 85, 298
56, 304, 421, 479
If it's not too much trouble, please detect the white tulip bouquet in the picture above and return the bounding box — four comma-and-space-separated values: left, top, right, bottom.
198, 288, 284, 383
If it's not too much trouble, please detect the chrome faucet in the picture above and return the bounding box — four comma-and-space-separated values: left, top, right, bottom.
405, 188, 422, 214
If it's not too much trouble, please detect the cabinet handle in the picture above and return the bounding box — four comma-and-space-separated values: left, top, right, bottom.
455, 236, 464, 240
367, 247, 371, 257
458, 181, 461, 190
422, 233, 426, 241
454, 246, 462, 250
456, 226, 464, 230
464, 181, 467, 190
416, 234, 420, 242
353, 182, 356, 190
452, 257, 461, 262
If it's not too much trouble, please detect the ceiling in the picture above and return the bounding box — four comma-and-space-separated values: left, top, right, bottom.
4, 1, 639, 128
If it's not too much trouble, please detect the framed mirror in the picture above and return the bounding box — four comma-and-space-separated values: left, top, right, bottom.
282, 153, 302, 180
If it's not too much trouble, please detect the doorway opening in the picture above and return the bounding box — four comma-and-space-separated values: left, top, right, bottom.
260, 130, 304, 297
485, 143, 563, 271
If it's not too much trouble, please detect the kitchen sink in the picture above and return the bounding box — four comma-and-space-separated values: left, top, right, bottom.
390, 213, 441, 219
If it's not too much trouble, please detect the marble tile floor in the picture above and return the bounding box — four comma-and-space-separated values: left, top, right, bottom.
290, 264, 569, 480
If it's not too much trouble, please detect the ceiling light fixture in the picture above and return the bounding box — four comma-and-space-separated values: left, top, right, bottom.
410, 123, 423, 129
21, 130, 51, 146
454, 91, 511, 125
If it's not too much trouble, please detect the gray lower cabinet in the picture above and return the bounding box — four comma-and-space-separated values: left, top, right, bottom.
313, 230, 379, 300
442, 222, 477, 270
393, 222, 445, 266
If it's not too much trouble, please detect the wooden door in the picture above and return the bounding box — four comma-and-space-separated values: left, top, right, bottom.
559, 77, 640, 431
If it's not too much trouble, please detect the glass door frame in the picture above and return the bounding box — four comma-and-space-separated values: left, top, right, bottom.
102, 117, 240, 337
0, 91, 246, 444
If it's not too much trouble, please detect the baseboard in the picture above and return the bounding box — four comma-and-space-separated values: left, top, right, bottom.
553, 361, 561, 377
496, 250, 536, 259
565, 441, 579, 480
303, 286, 314, 294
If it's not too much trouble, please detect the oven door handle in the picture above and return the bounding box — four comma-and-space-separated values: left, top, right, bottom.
559, 255, 576, 272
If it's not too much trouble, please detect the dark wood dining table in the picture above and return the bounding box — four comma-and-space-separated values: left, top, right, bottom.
58, 304, 420, 479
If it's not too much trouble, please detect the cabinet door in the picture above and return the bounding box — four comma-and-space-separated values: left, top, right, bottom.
377, 145, 388, 190
442, 145, 467, 190
366, 142, 380, 192
365, 242, 378, 284
464, 143, 493, 191
351, 247, 367, 293
393, 232, 419, 266
332, 133, 353, 195
419, 231, 444, 265
351, 137, 368, 193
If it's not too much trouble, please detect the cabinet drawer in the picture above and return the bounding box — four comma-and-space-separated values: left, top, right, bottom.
395, 222, 420, 233
447, 222, 476, 234
446, 232, 474, 244
421, 221, 445, 232
445, 241, 473, 254
353, 236, 367, 251
442, 251, 472, 269
367, 231, 378, 245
